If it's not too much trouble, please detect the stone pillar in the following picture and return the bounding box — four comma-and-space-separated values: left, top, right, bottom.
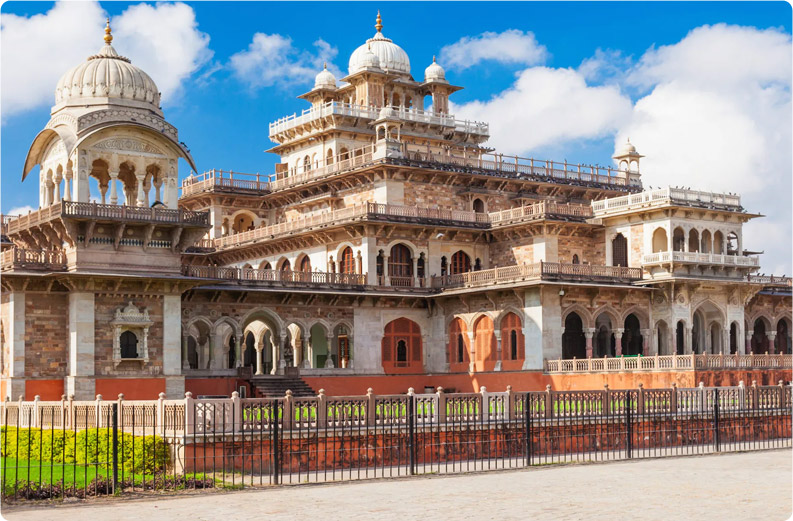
324, 334, 337, 368
412, 257, 419, 287
767, 331, 777, 355
467, 331, 476, 373
254, 340, 264, 376
269, 336, 278, 375
614, 328, 625, 357
493, 330, 502, 371
181, 334, 190, 370
584, 328, 596, 358
63, 167, 73, 202
686, 327, 693, 354
746, 330, 753, 354
67, 292, 95, 399
109, 171, 119, 205
135, 173, 146, 207
6, 292, 26, 399
383, 256, 390, 286
683, 229, 690, 252
278, 333, 288, 373
162, 295, 184, 397
235, 334, 243, 368
53, 171, 63, 203
641, 329, 653, 355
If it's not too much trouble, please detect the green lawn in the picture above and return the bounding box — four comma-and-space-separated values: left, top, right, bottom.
1, 457, 108, 492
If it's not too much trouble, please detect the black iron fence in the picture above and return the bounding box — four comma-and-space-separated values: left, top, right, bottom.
1, 382, 790, 501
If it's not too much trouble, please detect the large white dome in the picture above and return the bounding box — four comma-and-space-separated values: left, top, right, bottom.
348, 13, 410, 75
54, 21, 160, 109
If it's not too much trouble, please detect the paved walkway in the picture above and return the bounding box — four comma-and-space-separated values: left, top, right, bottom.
4, 450, 791, 521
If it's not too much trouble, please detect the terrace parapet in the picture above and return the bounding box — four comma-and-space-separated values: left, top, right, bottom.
544, 353, 792, 373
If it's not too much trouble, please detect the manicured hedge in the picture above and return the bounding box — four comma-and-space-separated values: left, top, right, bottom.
1, 427, 169, 474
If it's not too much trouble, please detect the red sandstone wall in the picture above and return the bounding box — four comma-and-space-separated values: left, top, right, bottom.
25, 293, 68, 378
95, 378, 166, 400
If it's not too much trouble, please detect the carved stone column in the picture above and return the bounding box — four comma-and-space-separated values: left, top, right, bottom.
641, 329, 652, 355
614, 328, 625, 357
584, 328, 596, 358
324, 334, 337, 368
767, 331, 777, 355
383, 256, 390, 286
109, 171, 119, 205
53, 171, 63, 203
746, 330, 753, 354
277, 333, 288, 373
63, 166, 73, 202
686, 327, 693, 354
467, 331, 475, 373
235, 334, 243, 368
493, 330, 502, 371
412, 257, 419, 287
254, 339, 264, 376
135, 173, 146, 207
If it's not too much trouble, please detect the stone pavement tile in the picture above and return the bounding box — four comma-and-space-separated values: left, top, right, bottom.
2, 450, 791, 521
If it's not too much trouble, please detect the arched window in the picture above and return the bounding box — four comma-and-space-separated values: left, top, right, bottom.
381, 318, 423, 373
473, 316, 497, 371
612, 233, 628, 267
340, 247, 355, 274
450, 250, 471, 275
299, 255, 311, 272
676, 321, 685, 355
652, 228, 668, 253
120, 331, 138, 358
473, 198, 485, 213
228, 336, 236, 368
500, 312, 524, 367
417, 255, 425, 282
730, 322, 738, 354
280, 259, 291, 272
688, 229, 700, 253
673, 228, 685, 252
303, 155, 311, 173
457, 335, 465, 363
326, 148, 334, 165
448, 318, 468, 369
622, 314, 643, 356
340, 147, 349, 161
572, 254, 580, 265
389, 244, 413, 285
474, 258, 482, 271
440, 256, 448, 276
714, 231, 725, 254
777, 320, 789, 355
562, 313, 586, 359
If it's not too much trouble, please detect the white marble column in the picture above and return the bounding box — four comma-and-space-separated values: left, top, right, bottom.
254, 340, 264, 376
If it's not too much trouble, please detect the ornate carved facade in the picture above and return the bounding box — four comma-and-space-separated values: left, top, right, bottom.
2, 16, 790, 400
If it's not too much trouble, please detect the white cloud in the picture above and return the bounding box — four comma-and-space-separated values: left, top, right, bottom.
112, 2, 213, 103
1, 1, 212, 118
4, 205, 35, 216
439, 29, 548, 70
452, 67, 633, 153
617, 24, 791, 273
230, 34, 339, 88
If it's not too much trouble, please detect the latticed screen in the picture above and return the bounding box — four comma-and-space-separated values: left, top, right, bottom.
612, 234, 628, 267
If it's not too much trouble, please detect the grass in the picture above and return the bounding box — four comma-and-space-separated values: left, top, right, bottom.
1, 457, 107, 490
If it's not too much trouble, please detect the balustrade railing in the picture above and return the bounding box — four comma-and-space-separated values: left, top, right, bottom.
591, 187, 742, 215
432, 261, 642, 289
0, 246, 67, 271
182, 265, 367, 286
544, 353, 792, 373
181, 169, 271, 197
642, 251, 759, 267
746, 274, 793, 287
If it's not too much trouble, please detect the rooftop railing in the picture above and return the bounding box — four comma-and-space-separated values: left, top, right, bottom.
182, 265, 367, 286
642, 251, 759, 267
745, 274, 792, 287
545, 353, 792, 373
431, 261, 643, 289
591, 187, 742, 216
181, 169, 271, 198
268, 101, 489, 138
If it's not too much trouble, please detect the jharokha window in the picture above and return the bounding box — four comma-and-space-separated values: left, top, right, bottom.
388, 244, 413, 284
299, 256, 311, 272
381, 318, 423, 374
340, 247, 355, 274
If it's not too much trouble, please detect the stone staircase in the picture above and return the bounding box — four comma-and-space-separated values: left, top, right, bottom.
249, 376, 316, 398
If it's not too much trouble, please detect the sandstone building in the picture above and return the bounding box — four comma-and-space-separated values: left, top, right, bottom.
2, 16, 790, 400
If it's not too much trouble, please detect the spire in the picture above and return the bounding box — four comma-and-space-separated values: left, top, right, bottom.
432, 56, 436, 63
104, 18, 113, 45
323, 62, 327, 70
375, 10, 383, 32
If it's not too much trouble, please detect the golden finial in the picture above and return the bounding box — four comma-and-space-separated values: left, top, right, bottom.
433, 56, 436, 63
323, 62, 327, 70
104, 18, 113, 44
375, 10, 383, 32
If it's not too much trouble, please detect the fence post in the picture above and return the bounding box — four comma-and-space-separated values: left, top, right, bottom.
603, 384, 610, 416
112, 402, 119, 494
698, 382, 705, 413
184, 392, 194, 435
436, 387, 447, 425
317, 389, 327, 428
626, 391, 632, 459
272, 400, 280, 485
545, 385, 553, 419
67, 394, 74, 429
779, 380, 785, 409
282, 390, 293, 430
479, 386, 489, 421
525, 393, 532, 466
407, 388, 416, 475
32, 395, 40, 428
713, 387, 720, 452
60, 394, 67, 429
364, 388, 376, 427
95, 394, 103, 428
751, 380, 759, 410
506, 385, 514, 422
737, 381, 746, 410
157, 392, 166, 428
232, 391, 243, 431
637, 383, 645, 415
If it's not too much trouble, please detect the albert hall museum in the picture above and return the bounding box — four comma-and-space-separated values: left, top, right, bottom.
1, 15, 790, 401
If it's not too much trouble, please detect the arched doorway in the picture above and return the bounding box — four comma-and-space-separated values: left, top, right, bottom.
339, 247, 355, 274
729, 322, 739, 354
562, 313, 586, 359
777, 320, 790, 355
622, 314, 643, 356
450, 250, 471, 275
656, 320, 669, 355
473, 198, 485, 213
594, 312, 615, 357
692, 312, 704, 353
381, 318, 423, 374
751, 319, 769, 354
676, 321, 685, 355
612, 234, 627, 267
389, 244, 413, 286
652, 228, 668, 253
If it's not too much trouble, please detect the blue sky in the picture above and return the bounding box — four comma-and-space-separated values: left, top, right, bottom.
1, 2, 791, 272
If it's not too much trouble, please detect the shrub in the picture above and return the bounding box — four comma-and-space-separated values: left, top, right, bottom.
1, 427, 169, 474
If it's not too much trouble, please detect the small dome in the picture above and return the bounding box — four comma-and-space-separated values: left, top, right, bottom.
424, 56, 446, 83
348, 12, 410, 75
54, 20, 160, 109
616, 138, 638, 157
379, 105, 398, 119
314, 63, 337, 90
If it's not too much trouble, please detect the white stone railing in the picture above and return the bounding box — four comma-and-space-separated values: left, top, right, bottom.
181, 169, 271, 197
268, 101, 489, 138
182, 265, 367, 286
592, 187, 742, 216
642, 251, 759, 267
544, 353, 792, 373
746, 274, 792, 287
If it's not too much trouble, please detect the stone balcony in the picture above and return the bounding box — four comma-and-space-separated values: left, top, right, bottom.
0, 246, 67, 272
642, 251, 759, 269
268, 101, 489, 143
591, 187, 745, 217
